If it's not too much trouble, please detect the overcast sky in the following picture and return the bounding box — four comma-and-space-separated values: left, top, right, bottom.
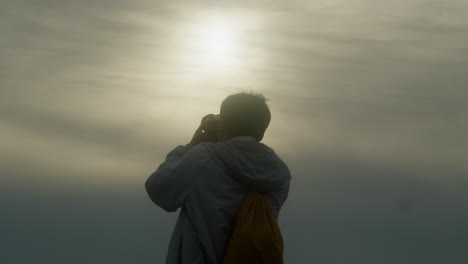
1, 0, 467, 263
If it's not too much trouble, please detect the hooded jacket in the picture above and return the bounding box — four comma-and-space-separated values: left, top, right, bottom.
145, 136, 291, 264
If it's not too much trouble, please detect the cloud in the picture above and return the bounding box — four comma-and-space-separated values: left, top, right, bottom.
1, 0, 467, 263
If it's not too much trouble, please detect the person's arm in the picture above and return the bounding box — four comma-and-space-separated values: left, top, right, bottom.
145, 114, 218, 212
145, 143, 196, 212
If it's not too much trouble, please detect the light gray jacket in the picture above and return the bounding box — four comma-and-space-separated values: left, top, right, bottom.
145, 136, 291, 264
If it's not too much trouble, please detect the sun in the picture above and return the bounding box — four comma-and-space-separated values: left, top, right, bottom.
198, 23, 236, 62
189, 15, 242, 69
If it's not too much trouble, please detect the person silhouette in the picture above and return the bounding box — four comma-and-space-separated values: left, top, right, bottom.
145, 92, 291, 264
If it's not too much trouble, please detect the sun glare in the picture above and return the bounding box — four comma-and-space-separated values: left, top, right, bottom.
198, 23, 235, 61
188, 15, 243, 70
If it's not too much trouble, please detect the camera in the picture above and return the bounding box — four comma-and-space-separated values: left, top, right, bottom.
202, 114, 220, 141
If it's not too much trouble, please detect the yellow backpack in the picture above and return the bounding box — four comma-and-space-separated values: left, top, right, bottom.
223, 192, 284, 264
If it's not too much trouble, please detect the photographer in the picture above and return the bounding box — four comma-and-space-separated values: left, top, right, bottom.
145, 92, 291, 264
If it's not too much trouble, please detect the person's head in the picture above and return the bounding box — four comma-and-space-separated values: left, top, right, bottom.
217, 92, 271, 142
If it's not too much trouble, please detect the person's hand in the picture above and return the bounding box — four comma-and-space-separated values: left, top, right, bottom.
190, 114, 218, 145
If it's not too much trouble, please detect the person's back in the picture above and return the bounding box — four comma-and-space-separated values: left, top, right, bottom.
145, 92, 291, 264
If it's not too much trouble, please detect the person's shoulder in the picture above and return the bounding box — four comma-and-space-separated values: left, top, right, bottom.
185, 142, 216, 157
182, 143, 224, 175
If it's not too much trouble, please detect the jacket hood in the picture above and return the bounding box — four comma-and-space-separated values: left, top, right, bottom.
207, 136, 291, 193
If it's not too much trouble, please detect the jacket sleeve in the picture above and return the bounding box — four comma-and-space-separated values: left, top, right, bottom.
145, 143, 197, 212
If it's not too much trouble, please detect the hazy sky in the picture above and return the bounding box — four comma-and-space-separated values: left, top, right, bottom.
1, 0, 467, 263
